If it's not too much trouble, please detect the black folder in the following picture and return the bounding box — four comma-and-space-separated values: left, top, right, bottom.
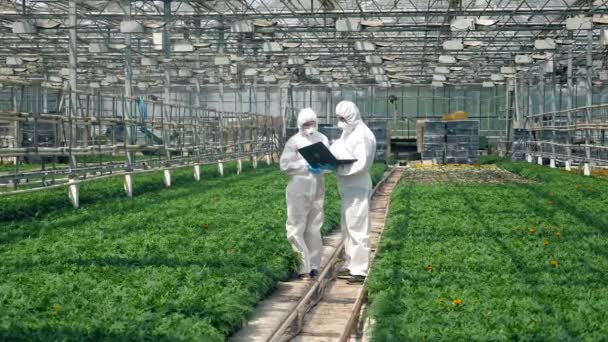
298, 142, 357, 168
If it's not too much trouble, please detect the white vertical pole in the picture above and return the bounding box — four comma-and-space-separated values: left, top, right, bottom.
194, 164, 201, 181
68, 178, 79, 208
163, 169, 171, 187
124, 174, 133, 197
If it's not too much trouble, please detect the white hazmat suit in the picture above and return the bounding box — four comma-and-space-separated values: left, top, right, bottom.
280, 109, 330, 275
330, 101, 376, 276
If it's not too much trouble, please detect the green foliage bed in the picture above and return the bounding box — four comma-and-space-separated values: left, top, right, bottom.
368, 162, 608, 341
0, 161, 387, 341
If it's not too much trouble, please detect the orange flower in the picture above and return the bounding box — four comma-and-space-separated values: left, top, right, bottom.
556, 232, 561, 238
425, 265, 433, 272
550, 260, 558, 266
529, 228, 535, 234
544, 240, 550, 246
453, 298, 463, 305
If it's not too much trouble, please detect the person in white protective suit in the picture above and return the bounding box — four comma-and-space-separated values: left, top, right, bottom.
280, 108, 330, 279
329, 101, 376, 283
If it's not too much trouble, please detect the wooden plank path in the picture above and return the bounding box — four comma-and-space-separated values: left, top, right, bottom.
230, 167, 404, 342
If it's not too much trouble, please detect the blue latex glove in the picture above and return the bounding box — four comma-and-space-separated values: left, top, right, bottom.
319, 163, 337, 172
307, 164, 322, 174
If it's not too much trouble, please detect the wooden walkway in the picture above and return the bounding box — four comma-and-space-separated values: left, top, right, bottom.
231, 167, 404, 342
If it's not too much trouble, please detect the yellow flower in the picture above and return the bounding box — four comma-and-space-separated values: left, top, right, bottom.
453, 298, 463, 305
556, 232, 561, 238
544, 240, 550, 246
425, 265, 433, 272
529, 228, 535, 234
550, 260, 558, 266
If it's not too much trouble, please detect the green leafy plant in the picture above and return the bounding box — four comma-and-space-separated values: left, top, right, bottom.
368, 162, 608, 341
0, 161, 386, 341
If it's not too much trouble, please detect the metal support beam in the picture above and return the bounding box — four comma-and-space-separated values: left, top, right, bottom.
584, 30, 593, 163
566, 46, 573, 162
219, 79, 225, 112
494, 85, 498, 135
194, 51, 202, 108
326, 88, 332, 125
416, 86, 420, 118
550, 55, 557, 162
162, 0, 171, 105
124, 0, 134, 166
478, 86, 482, 119
68, 0, 80, 164
527, 71, 534, 159
539, 71, 545, 115
68, 0, 77, 99
162, 0, 172, 159
0, 7, 602, 19
537, 70, 544, 161
514, 74, 522, 129
370, 86, 375, 114
42, 72, 49, 113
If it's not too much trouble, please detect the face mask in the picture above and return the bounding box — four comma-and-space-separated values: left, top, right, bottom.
303, 127, 317, 136
337, 121, 349, 130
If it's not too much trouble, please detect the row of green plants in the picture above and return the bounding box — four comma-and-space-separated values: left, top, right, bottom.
1, 161, 386, 341
368, 162, 608, 341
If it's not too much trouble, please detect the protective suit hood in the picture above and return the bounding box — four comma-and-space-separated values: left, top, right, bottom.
297, 108, 318, 136
336, 101, 362, 129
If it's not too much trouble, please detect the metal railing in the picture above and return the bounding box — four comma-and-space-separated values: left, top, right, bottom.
523, 103, 608, 167
0, 85, 283, 197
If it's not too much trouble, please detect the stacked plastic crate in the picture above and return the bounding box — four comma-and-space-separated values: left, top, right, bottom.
445, 120, 480, 164
422, 121, 446, 164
